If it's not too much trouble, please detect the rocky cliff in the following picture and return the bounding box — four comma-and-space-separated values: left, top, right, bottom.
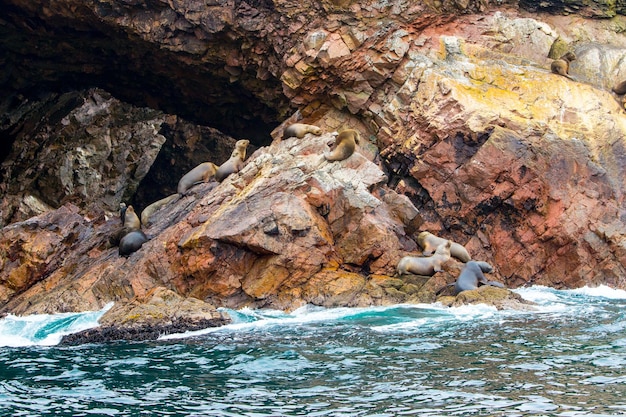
1, 0, 625, 340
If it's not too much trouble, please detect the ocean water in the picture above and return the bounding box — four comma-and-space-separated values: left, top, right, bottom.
1, 286, 625, 417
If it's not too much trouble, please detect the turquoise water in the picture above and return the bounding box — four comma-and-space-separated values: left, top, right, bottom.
1, 287, 625, 416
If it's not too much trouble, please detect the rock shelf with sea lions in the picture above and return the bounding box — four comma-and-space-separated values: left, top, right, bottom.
215, 139, 250, 182
324, 129, 359, 162
283, 123, 322, 140
417, 231, 471, 262
177, 162, 218, 194
397, 240, 452, 276
551, 52, 576, 80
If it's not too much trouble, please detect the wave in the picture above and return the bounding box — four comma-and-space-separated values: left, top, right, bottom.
0, 303, 113, 347
2, 284, 625, 346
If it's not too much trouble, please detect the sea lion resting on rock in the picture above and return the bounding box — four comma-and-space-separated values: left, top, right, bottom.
283, 123, 322, 140
454, 261, 504, 295
324, 129, 359, 162
417, 231, 471, 263
123, 205, 141, 231
215, 139, 250, 182
397, 240, 452, 276
141, 193, 180, 227
177, 162, 219, 194
551, 52, 576, 80
119, 230, 149, 257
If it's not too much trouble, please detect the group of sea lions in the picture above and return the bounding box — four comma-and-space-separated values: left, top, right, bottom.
114, 203, 149, 257
397, 231, 505, 296
550, 51, 626, 109
114, 138, 251, 256
114, 123, 361, 256
283, 123, 361, 162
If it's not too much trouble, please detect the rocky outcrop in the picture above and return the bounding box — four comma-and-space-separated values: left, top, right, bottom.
1, 0, 626, 339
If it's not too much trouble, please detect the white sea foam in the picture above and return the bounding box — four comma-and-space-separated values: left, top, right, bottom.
565, 285, 626, 299
161, 304, 393, 340
0, 302, 113, 347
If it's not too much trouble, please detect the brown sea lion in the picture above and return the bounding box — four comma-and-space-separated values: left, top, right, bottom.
215, 139, 250, 182
119, 230, 149, 257
417, 231, 471, 263
551, 52, 576, 80
177, 162, 219, 194
612, 80, 626, 95
283, 123, 323, 140
324, 129, 359, 162
141, 193, 180, 227
397, 240, 452, 276
123, 205, 141, 231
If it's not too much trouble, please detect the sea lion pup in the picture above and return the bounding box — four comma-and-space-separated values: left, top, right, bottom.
324, 129, 359, 162
454, 261, 504, 295
141, 193, 180, 227
177, 162, 219, 194
397, 240, 452, 276
612, 81, 626, 95
416, 231, 471, 263
123, 205, 141, 231
119, 230, 149, 257
215, 139, 250, 182
283, 123, 323, 140
550, 52, 576, 80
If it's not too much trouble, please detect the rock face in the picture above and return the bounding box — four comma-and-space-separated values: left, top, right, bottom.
1, 0, 626, 338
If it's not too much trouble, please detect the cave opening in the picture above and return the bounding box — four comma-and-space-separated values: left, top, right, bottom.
0, 2, 290, 211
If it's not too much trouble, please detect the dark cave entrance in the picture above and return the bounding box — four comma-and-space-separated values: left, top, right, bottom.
0, 3, 287, 211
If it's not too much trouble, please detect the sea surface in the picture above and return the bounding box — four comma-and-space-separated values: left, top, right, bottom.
1, 286, 625, 416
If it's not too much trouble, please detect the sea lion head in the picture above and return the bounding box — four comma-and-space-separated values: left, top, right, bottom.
233, 139, 250, 159
562, 52, 576, 62
310, 126, 323, 135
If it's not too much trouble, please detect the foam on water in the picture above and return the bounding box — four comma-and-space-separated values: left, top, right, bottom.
2, 285, 625, 346
161, 285, 626, 341
1, 285, 626, 416
0, 302, 113, 347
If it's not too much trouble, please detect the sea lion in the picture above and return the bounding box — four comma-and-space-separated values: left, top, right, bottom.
551, 52, 576, 80
613, 81, 626, 95
283, 123, 323, 140
141, 193, 180, 227
119, 230, 149, 257
123, 205, 141, 231
324, 129, 359, 162
397, 240, 452, 276
215, 139, 250, 182
109, 203, 130, 247
119, 202, 127, 224
454, 261, 504, 295
177, 162, 219, 194
416, 231, 471, 263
